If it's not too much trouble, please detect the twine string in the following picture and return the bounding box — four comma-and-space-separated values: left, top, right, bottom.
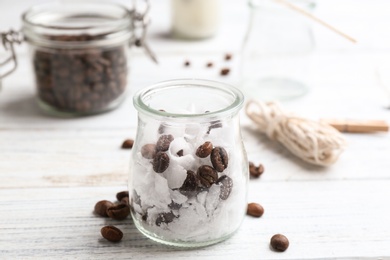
245, 100, 347, 166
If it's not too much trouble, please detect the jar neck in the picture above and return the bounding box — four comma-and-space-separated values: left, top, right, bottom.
133, 79, 244, 124
21, 2, 134, 48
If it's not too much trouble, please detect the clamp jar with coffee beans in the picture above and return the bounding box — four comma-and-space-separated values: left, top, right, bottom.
0, 1, 155, 116
129, 79, 249, 247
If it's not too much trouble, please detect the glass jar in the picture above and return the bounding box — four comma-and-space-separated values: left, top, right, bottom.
240, 0, 315, 101
171, 0, 221, 39
1, 1, 155, 116
129, 79, 248, 247
20, 2, 134, 116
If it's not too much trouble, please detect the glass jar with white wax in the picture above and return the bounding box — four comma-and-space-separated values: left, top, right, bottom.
129, 79, 248, 247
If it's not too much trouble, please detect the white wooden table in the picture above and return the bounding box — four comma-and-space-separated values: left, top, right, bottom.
1, 0, 390, 259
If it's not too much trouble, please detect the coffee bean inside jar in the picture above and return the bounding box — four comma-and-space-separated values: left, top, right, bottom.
33, 35, 127, 114
20, 2, 141, 116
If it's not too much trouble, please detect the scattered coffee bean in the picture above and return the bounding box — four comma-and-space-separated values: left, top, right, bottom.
94, 200, 114, 217
107, 203, 130, 220
220, 68, 230, 76
116, 191, 129, 202
217, 175, 233, 200
197, 165, 218, 188
121, 139, 134, 149
270, 234, 289, 252
34, 34, 127, 114
121, 197, 129, 206
156, 211, 176, 226
196, 141, 213, 158
206, 62, 213, 68
156, 134, 174, 152
249, 162, 265, 178
211, 147, 228, 172
101, 225, 123, 242
153, 151, 170, 173
225, 53, 232, 61
176, 149, 184, 157
179, 170, 201, 197
184, 60, 191, 67
141, 144, 156, 159
247, 202, 264, 217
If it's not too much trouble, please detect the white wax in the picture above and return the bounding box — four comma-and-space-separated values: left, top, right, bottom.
171, 0, 221, 39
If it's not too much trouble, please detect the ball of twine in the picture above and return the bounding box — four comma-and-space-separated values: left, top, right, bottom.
245, 100, 347, 166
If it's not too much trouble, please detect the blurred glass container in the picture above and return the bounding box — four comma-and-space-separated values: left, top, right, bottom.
171, 0, 221, 39
1, 1, 154, 117
22, 2, 133, 116
240, 0, 315, 101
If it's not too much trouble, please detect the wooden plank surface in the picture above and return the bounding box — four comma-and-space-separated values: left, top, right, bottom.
1, 181, 390, 259
1, 0, 390, 259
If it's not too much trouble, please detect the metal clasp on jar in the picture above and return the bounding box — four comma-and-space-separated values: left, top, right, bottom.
0, 29, 23, 85
130, 0, 158, 63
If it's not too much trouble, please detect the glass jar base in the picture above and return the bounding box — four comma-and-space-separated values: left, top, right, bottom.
37, 95, 126, 117
133, 217, 238, 248
241, 77, 309, 101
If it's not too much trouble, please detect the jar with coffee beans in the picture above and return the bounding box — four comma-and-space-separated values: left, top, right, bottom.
129, 79, 249, 247
0, 1, 155, 116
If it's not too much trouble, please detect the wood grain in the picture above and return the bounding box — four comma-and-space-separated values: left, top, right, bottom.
1, 0, 390, 259
1, 181, 389, 259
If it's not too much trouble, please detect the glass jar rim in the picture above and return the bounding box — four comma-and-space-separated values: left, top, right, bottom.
133, 79, 245, 121
21, 1, 133, 48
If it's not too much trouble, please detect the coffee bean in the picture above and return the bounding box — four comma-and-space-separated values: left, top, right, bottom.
220, 68, 230, 76
94, 200, 114, 217
106, 203, 130, 220
156, 211, 176, 226
270, 234, 289, 252
168, 200, 182, 210
121, 197, 129, 206
257, 164, 265, 175
249, 162, 265, 178
121, 139, 134, 149
158, 124, 166, 134
179, 170, 200, 197
197, 165, 218, 188
153, 151, 170, 173
206, 62, 213, 68
247, 202, 264, 217
196, 141, 213, 158
184, 60, 191, 67
211, 147, 228, 172
217, 175, 233, 200
141, 144, 156, 159
176, 149, 184, 157
225, 53, 233, 61
156, 134, 174, 151
116, 191, 129, 202
101, 225, 123, 242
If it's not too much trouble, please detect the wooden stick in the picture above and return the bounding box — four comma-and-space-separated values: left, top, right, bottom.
321, 119, 389, 133
273, 0, 357, 43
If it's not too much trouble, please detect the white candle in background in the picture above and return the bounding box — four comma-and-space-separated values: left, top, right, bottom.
171, 0, 221, 39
